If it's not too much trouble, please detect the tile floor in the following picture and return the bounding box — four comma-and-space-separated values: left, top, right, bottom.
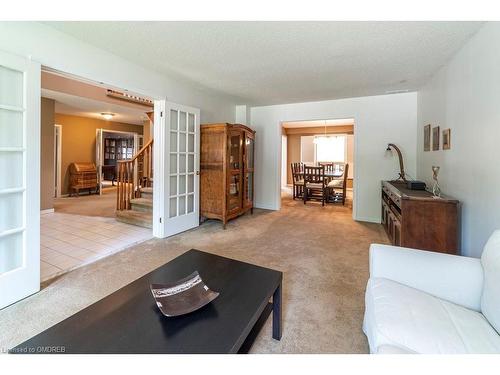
40, 212, 152, 281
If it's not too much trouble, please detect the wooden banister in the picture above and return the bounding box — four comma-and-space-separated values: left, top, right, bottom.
116, 139, 153, 211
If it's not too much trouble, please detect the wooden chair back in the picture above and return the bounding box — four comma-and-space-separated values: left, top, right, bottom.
291, 162, 304, 182
304, 165, 325, 185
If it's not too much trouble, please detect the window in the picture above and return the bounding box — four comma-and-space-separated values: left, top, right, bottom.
315, 135, 346, 162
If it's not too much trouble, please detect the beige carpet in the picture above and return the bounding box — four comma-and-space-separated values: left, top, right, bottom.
54, 188, 117, 217
0, 194, 389, 353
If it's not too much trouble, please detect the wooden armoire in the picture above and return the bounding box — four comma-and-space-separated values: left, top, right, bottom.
200, 123, 255, 228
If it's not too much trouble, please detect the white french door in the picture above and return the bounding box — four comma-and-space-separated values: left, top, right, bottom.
153, 100, 200, 238
0, 50, 41, 309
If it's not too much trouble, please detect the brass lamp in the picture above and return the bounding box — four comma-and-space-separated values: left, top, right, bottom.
386, 143, 407, 183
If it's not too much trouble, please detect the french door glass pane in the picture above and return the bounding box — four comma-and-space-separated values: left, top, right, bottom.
179, 111, 187, 132
179, 154, 186, 173
169, 197, 177, 218
188, 113, 194, 132
170, 131, 177, 152
169, 176, 177, 196
0, 152, 23, 189
0, 192, 23, 232
0, 109, 23, 148
170, 110, 178, 130
188, 154, 194, 173
0, 232, 23, 274
179, 175, 186, 195
179, 133, 186, 152
188, 133, 194, 152
179, 195, 186, 215
0, 66, 23, 108
187, 194, 194, 213
170, 154, 177, 173
188, 174, 194, 193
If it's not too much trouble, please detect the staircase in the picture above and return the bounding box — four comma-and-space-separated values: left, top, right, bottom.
116, 186, 153, 228
115, 140, 154, 228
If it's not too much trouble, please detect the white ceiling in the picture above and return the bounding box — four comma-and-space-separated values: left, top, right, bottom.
42, 89, 148, 125
45, 21, 484, 105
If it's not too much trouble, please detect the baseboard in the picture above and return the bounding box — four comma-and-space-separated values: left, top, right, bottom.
40, 208, 54, 215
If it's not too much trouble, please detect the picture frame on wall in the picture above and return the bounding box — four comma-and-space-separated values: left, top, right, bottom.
432, 126, 440, 151
424, 124, 431, 151
443, 128, 451, 150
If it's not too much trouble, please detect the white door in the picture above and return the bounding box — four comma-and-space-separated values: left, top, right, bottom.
96, 128, 103, 195
0, 51, 41, 309
153, 101, 200, 238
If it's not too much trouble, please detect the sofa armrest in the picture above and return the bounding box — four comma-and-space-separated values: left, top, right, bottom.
369, 244, 484, 311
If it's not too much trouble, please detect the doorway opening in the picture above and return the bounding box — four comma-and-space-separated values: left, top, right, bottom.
39, 68, 155, 282
281, 118, 355, 210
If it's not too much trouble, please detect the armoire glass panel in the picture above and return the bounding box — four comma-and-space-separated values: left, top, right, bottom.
0, 66, 23, 108
0, 109, 23, 148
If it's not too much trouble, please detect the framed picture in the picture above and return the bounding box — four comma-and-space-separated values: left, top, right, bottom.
443, 128, 451, 150
424, 124, 431, 151
432, 126, 440, 151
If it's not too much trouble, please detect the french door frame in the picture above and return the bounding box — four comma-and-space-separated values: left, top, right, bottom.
153, 100, 200, 238
0, 50, 41, 309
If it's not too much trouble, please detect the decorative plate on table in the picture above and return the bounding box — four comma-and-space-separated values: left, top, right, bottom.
150, 271, 219, 317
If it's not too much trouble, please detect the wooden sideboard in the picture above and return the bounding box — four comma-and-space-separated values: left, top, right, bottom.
200, 123, 255, 228
381, 181, 460, 254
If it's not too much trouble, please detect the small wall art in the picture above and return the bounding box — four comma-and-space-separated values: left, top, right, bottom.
432, 126, 440, 151
443, 128, 451, 150
424, 124, 431, 151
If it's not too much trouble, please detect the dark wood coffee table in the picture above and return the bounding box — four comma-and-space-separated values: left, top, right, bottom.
11, 249, 283, 354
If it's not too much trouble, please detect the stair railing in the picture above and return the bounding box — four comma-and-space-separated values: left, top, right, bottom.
116, 139, 153, 211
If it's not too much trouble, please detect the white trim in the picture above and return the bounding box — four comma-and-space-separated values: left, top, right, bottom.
277, 117, 359, 221
152, 100, 166, 238
40, 208, 54, 215
54, 124, 62, 198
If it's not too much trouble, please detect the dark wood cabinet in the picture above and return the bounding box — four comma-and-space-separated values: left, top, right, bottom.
381, 181, 460, 254
200, 123, 255, 228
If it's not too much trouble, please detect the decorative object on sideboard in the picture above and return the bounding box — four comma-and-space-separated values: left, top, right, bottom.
432, 126, 440, 151
385, 143, 407, 183
150, 271, 219, 317
432, 166, 441, 197
443, 128, 451, 150
424, 124, 431, 151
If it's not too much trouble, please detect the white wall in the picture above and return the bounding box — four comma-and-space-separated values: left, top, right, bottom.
251, 92, 417, 221
0, 22, 239, 123
417, 23, 499, 257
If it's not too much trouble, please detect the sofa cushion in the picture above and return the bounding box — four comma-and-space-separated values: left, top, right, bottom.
481, 230, 500, 334
363, 278, 500, 354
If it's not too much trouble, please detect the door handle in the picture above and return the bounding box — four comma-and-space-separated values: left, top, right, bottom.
196, 171, 200, 175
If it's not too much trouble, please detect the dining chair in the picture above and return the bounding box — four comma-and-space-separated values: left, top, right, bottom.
327, 163, 349, 205
291, 162, 304, 200
303, 165, 327, 206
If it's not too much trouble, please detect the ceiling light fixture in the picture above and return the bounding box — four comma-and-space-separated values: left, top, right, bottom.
101, 112, 115, 120
313, 120, 328, 145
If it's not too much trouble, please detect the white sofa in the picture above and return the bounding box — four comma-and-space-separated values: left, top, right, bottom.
363, 230, 500, 354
